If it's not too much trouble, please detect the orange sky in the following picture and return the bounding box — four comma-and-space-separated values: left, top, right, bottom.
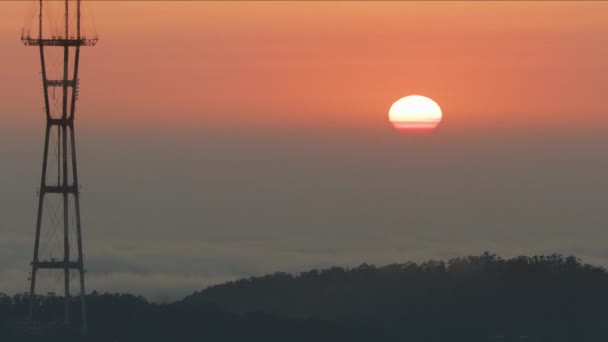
2, 1, 608, 299
1, 1, 608, 132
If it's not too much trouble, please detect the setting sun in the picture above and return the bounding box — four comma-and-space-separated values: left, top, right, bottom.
389, 95, 442, 132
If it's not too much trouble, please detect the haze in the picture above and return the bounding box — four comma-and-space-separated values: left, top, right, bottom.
1, 1, 607, 301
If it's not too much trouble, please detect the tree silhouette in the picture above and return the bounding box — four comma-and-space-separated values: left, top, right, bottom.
3, 253, 608, 341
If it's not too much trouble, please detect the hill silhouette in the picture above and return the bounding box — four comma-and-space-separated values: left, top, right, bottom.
3, 252, 608, 341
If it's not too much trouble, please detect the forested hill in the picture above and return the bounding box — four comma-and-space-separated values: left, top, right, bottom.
183, 252, 608, 319
3, 253, 608, 341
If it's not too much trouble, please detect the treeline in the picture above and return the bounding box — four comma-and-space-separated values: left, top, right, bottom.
185, 252, 608, 317
2, 293, 342, 342
2, 253, 608, 341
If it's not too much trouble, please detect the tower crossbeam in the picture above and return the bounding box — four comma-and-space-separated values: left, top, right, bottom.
21, 37, 98, 47
45, 80, 77, 88
34, 261, 82, 270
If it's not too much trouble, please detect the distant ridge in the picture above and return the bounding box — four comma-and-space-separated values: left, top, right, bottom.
3, 252, 608, 341
182, 252, 608, 320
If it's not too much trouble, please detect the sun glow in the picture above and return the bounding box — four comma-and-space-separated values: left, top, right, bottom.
389, 95, 442, 132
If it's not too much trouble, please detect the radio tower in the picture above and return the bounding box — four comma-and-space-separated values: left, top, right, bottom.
22, 0, 97, 333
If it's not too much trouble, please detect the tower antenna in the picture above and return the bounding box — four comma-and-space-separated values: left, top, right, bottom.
22, 0, 97, 333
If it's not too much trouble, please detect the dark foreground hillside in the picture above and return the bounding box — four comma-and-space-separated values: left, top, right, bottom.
3, 253, 608, 341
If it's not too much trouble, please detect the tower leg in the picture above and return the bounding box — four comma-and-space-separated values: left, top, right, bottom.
70, 123, 87, 333
29, 124, 51, 320
62, 122, 70, 325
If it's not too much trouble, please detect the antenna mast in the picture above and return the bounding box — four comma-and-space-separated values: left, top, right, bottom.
22, 0, 97, 333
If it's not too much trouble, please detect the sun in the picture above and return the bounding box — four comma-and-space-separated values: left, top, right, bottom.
389, 95, 442, 133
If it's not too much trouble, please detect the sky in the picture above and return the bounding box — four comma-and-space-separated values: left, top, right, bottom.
1, 1, 608, 301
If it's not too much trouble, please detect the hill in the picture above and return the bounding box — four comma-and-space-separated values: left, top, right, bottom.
3, 253, 608, 341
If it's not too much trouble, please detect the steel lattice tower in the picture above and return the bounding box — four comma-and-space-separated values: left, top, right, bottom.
22, 0, 97, 332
